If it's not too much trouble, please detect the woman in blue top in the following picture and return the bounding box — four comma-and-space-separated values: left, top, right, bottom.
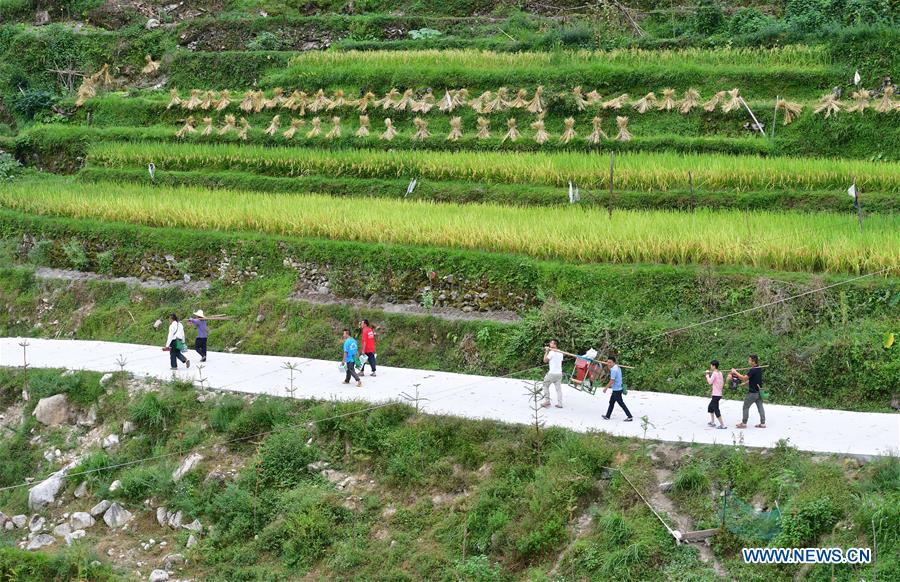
341, 329, 362, 387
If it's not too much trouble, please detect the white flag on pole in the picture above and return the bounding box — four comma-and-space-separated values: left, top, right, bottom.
568, 181, 574, 203
848, 184, 857, 199
853, 70, 861, 86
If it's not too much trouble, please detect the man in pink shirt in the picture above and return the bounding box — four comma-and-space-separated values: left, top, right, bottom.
359, 319, 377, 377
705, 360, 726, 429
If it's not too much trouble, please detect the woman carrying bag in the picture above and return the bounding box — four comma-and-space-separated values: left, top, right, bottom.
164, 313, 191, 370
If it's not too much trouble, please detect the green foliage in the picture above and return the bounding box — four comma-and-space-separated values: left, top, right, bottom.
257, 426, 319, 489
773, 496, 840, 547
0, 546, 115, 581
452, 555, 507, 581
27, 369, 104, 407
129, 392, 180, 441
70, 450, 114, 489
0, 420, 39, 489
0, 151, 21, 182
116, 464, 167, 502
61, 238, 88, 270
728, 8, 776, 36
95, 249, 114, 274
673, 464, 710, 493
785, 0, 839, 34
210, 394, 246, 432
247, 31, 284, 51
692, 0, 725, 35
10, 88, 55, 120
227, 396, 290, 440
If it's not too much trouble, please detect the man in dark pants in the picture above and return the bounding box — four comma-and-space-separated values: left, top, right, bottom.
732, 354, 766, 429
341, 329, 362, 387
601, 356, 633, 422
186, 309, 208, 362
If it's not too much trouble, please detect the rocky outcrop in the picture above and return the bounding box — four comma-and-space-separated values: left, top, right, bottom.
28, 461, 78, 510
103, 503, 133, 528
90, 499, 111, 517
70, 511, 95, 529
26, 534, 55, 550
172, 453, 203, 482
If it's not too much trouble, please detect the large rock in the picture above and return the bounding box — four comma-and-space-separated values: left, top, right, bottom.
100, 373, 114, 386
156, 507, 167, 527
53, 523, 72, 536
65, 529, 86, 546
172, 453, 203, 482
11, 515, 27, 529
74, 481, 89, 499
109, 479, 122, 492
182, 519, 202, 533
186, 534, 197, 549
149, 570, 169, 582
33, 394, 69, 426
28, 470, 67, 510
163, 553, 185, 569
103, 503, 133, 528
90, 500, 111, 517
26, 534, 55, 550
76, 406, 97, 427
166, 510, 183, 529
70, 512, 95, 530
101, 434, 120, 449
28, 515, 45, 532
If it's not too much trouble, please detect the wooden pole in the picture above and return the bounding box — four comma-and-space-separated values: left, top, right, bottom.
853, 178, 864, 233
688, 171, 695, 212
608, 151, 615, 219
770, 96, 779, 140
545, 348, 635, 369
701, 365, 769, 376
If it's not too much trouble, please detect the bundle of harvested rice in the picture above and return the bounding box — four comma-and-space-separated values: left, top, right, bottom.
309, 89, 330, 113
412, 117, 430, 140
531, 115, 549, 144
185, 90, 203, 110
452, 88, 469, 108
141, 55, 160, 75
846, 90, 871, 114
470, 91, 492, 114
199, 91, 214, 110
306, 117, 322, 138
487, 88, 509, 113
357, 91, 376, 113
476, 117, 491, 139
218, 114, 237, 135
283, 118, 304, 139
252, 90, 266, 113
74, 76, 97, 107
875, 86, 897, 113
634, 92, 656, 114
266, 88, 285, 109
678, 89, 700, 114
776, 98, 803, 125
559, 117, 576, 143
446, 116, 463, 141
602, 94, 628, 110
175, 116, 197, 138
265, 115, 281, 136
166, 88, 181, 110
328, 89, 348, 110
615, 116, 632, 141
509, 88, 528, 109
282, 90, 302, 111
658, 88, 676, 111
502, 118, 520, 143
439, 89, 455, 113
586, 90, 602, 105
412, 91, 435, 114
813, 93, 842, 118
703, 90, 726, 112
200, 117, 213, 136
721, 89, 741, 113
214, 90, 232, 112
356, 115, 370, 137
396, 89, 415, 111
239, 91, 254, 113
526, 86, 545, 114
237, 117, 251, 140
326, 116, 342, 139
587, 116, 607, 144
381, 118, 397, 140
572, 86, 589, 111
376, 88, 400, 110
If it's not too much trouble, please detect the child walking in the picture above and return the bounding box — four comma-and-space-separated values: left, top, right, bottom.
705, 360, 726, 429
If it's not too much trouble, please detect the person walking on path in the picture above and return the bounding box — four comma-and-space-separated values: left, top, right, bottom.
602, 356, 633, 421
705, 360, 726, 429
732, 355, 766, 429
541, 339, 564, 408
186, 309, 208, 363
341, 329, 362, 387
165, 313, 190, 370
359, 319, 377, 377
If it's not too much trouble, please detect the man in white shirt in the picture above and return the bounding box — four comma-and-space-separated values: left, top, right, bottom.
542, 339, 565, 408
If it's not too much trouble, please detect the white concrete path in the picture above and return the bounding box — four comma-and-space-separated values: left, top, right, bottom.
2, 338, 897, 457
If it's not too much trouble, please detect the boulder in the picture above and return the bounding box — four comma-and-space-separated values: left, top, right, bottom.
28, 515, 45, 532
156, 506, 167, 527
109, 480, 122, 492
145, 18, 160, 30
76, 406, 97, 427
172, 452, 203, 482
65, 529, 86, 545
74, 481, 89, 499
101, 434, 120, 449
33, 394, 69, 426
163, 553, 185, 569
149, 570, 169, 582
167, 510, 183, 529
70, 512, 95, 530
186, 534, 197, 549
100, 373, 114, 386
182, 519, 202, 533
5, 521, 15, 531
26, 534, 55, 550
0, 511, 6, 525
153, 319, 163, 329
103, 503, 133, 528
53, 523, 72, 536
12, 515, 27, 529
658, 481, 675, 493
90, 500, 111, 517
34, 10, 50, 26
123, 421, 136, 434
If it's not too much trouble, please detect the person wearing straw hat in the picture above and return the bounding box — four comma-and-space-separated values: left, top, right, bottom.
186, 309, 209, 362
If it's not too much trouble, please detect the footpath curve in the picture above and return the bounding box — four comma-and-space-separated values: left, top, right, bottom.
1, 338, 897, 457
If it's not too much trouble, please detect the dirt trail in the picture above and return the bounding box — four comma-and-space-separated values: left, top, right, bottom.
35, 267, 211, 294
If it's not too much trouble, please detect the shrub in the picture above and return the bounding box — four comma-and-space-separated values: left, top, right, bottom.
210, 394, 245, 433
61, 239, 88, 270
28, 370, 103, 407
95, 249, 114, 274
257, 426, 319, 489
247, 31, 283, 51
729, 8, 776, 36
116, 465, 166, 502
453, 555, 507, 581
70, 451, 113, 489
26, 239, 52, 264
0, 152, 21, 182
785, 0, 838, 34
692, 0, 725, 35
208, 484, 262, 546
674, 464, 710, 493
227, 396, 289, 440
774, 496, 840, 547
129, 392, 179, 440
10, 88, 55, 120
